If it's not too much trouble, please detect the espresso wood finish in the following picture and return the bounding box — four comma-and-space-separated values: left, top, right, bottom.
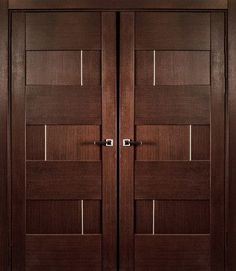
0, 2, 233, 270
120, 11, 226, 270
0, 0, 8, 270
9, 0, 227, 9
229, 0, 236, 269
120, 12, 135, 270
11, 11, 116, 271
26, 235, 102, 271
26, 86, 101, 125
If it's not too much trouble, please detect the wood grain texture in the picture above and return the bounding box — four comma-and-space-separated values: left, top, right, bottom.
26, 235, 102, 271
0, 0, 8, 270
155, 200, 210, 234
84, 200, 102, 234
26, 200, 81, 234
26, 12, 101, 50
26, 86, 101, 125
101, 13, 117, 270
135, 235, 210, 271
11, 13, 26, 271
191, 125, 210, 160
135, 200, 153, 234
27, 161, 101, 199
155, 51, 210, 85
228, 0, 236, 270
210, 13, 225, 271
120, 12, 135, 271
135, 86, 210, 124
136, 125, 190, 160
26, 126, 45, 160
135, 51, 153, 85
83, 51, 101, 86
47, 125, 100, 161
9, 0, 228, 9
136, 12, 210, 50
135, 161, 210, 199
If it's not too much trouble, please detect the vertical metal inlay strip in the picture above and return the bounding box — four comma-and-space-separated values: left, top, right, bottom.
153, 50, 156, 86
81, 200, 84, 235
152, 200, 155, 235
81, 50, 83, 86
189, 125, 192, 161
44, 125, 47, 161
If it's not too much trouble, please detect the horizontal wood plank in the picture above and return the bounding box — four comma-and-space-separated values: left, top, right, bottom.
155, 200, 210, 234
27, 161, 101, 199
135, 86, 210, 124
135, 161, 210, 199
26, 51, 101, 86
136, 125, 190, 160
26, 200, 81, 234
46, 125, 101, 161
26, 86, 101, 125
26, 234, 101, 271
136, 13, 210, 50
135, 235, 210, 271
26, 12, 101, 50
9, 0, 228, 9
26, 126, 45, 160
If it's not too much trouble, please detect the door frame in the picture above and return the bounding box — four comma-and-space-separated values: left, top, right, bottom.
0, 0, 236, 270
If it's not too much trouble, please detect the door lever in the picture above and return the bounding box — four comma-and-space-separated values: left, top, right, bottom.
123, 139, 142, 147
94, 139, 113, 147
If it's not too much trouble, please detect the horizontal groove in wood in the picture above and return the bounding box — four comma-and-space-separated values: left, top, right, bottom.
135, 161, 210, 199
135, 86, 210, 124
135, 234, 210, 270
26, 86, 101, 125
26, 234, 102, 271
136, 12, 210, 50
26, 12, 101, 50
27, 161, 101, 199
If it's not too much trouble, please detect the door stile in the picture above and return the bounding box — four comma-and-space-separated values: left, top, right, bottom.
101, 12, 117, 270
11, 12, 26, 271
210, 12, 225, 270
119, 12, 135, 271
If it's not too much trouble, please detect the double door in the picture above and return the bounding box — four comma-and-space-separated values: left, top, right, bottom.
11, 11, 225, 270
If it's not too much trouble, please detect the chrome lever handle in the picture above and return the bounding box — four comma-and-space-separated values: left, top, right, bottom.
94, 139, 113, 147
123, 139, 142, 147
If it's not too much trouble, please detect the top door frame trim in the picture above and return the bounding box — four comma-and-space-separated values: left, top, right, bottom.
0, 1, 236, 270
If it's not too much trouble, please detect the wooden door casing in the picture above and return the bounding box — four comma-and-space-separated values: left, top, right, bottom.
11, 12, 117, 271
120, 12, 225, 271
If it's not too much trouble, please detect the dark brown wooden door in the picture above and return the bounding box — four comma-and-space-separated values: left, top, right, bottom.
11, 12, 117, 271
120, 12, 225, 271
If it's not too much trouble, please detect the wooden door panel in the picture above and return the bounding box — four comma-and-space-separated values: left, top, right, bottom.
26, 235, 102, 271
135, 86, 210, 124
135, 235, 210, 271
46, 125, 101, 160
135, 13, 210, 50
83, 200, 102, 234
26, 86, 101, 125
12, 11, 116, 270
191, 125, 210, 160
26, 200, 82, 234
26, 12, 101, 50
135, 161, 210, 199
26, 161, 101, 199
26, 50, 101, 86
136, 50, 210, 86
136, 125, 190, 160
120, 12, 225, 270
26, 126, 45, 160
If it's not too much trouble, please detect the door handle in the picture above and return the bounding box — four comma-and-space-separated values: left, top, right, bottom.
94, 139, 113, 147
123, 139, 142, 147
